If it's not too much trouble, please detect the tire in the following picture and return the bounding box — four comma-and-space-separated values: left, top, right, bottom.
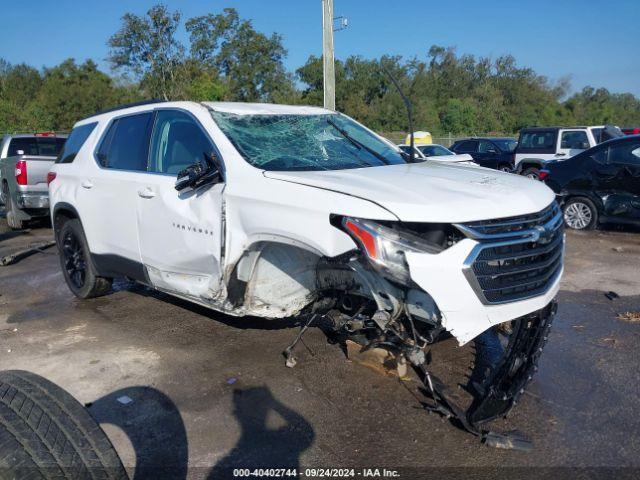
0, 370, 127, 480
521, 167, 540, 180
3, 183, 25, 230
563, 197, 598, 230
58, 219, 112, 299
497, 164, 512, 173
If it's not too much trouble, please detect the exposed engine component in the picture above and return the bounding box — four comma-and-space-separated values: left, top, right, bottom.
283, 249, 557, 450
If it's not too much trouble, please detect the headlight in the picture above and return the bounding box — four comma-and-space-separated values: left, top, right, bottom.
339, 217, 444, 284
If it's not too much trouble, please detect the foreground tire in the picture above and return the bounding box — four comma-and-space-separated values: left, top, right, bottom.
521, 167, 540, 180
0, 370, 127, 480
58, 219, 112, 298
563, 197, 598, 230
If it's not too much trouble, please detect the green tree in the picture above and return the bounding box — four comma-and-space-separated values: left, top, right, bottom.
440, 98, 479, 134
108, 4, 186, 100
565, 87, 640, 126
32, 59, 139, 130
186, 8, 294, 102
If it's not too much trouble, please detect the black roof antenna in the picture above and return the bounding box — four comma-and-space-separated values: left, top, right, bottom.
382, 67, 415, 163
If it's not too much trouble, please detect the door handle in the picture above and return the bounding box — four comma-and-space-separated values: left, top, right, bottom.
81, 180, 94, 189
137, 187, 156, 199
555, 153, 566, 157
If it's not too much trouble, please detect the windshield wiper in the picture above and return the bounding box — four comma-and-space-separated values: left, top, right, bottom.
326, 118, 391, 165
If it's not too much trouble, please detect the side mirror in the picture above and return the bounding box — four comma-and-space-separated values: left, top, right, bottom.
581, 142, 590, 149
175, 153, 221, 192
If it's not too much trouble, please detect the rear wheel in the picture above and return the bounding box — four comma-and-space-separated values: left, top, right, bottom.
58, 219, 112, 298
521, 167, 540, 180
563, 197, 598, 230
498, 164, 512, 172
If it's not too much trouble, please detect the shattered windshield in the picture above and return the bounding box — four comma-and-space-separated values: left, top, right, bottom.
210, 111, 408, 171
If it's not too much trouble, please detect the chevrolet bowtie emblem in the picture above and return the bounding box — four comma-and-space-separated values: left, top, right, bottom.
534, 225, 553, 244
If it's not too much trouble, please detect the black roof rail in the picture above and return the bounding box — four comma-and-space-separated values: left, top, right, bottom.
82, 99, 168, 120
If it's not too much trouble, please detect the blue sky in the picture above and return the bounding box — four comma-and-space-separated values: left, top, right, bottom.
2, 0, 639, 96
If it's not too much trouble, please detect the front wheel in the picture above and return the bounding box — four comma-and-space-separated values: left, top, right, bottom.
58, 218, 112, 298
563, 197, 598, 230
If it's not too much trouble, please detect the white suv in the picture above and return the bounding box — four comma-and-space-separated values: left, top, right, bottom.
49, 101, 563, 438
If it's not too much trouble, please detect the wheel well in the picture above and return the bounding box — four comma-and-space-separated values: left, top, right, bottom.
520, 162, 541, 171
226, 241, 322, 317
53, 205, 80, 234
563, 194, 599, 210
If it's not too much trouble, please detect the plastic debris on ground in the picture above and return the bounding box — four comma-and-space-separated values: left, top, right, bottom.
117, 395, 133, 405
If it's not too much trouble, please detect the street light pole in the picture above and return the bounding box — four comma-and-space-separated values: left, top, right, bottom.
322, 0, 335, 110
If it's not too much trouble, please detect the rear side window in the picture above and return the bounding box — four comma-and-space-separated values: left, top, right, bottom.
8, 137, 66, 157
609, 142, 640, 166
56, 123, 97, 164
591, 128, 604, 144
561, 131, 589, 149
96, 113, 154, 171
518, 131, 556, 153
478, 141, 496, 153
455, 140, 477, 153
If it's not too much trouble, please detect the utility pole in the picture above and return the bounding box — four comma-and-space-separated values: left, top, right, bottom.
322, 0, 335, 110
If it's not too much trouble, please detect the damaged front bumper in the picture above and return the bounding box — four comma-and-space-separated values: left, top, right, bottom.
405, 239, 562, 345
405, 203, 564, 345
418, 300, 557, 448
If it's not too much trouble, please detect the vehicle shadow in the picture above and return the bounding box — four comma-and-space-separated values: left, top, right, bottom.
88, 386, 189, 480
598, 222, 640, 234
119, 279, 303, 331
207, 387, 314, 479
88, 385, 314, 479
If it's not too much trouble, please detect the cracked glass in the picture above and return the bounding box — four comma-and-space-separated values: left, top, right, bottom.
210, 111, 408, 171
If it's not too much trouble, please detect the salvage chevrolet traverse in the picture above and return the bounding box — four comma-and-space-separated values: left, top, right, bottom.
49, 101, 563, 443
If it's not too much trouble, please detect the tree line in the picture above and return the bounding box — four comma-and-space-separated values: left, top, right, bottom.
1, 5, 639, 136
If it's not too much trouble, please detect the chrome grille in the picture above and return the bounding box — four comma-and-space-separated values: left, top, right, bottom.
457, 202, 564, 305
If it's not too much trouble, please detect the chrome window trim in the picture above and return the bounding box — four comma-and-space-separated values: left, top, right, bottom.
91, 106, 226, 182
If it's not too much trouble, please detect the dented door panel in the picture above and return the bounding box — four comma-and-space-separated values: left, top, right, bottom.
137, 174, 224, 298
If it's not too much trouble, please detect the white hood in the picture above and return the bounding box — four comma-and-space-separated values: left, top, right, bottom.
264, 162, 555, 223
425, 153, 475, 164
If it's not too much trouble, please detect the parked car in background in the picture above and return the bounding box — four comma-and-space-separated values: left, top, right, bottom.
514, 125, 623, 179
622, 127, 640, 136
0, 133, 67, 228
398, 143, 474, 165
541, 135, 640, 230
49, 101, 562, 436
450, 137, 517, 171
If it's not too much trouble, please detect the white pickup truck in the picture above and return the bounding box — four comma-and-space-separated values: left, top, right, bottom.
514, 125, 623, 179
0, 133, 67, 229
